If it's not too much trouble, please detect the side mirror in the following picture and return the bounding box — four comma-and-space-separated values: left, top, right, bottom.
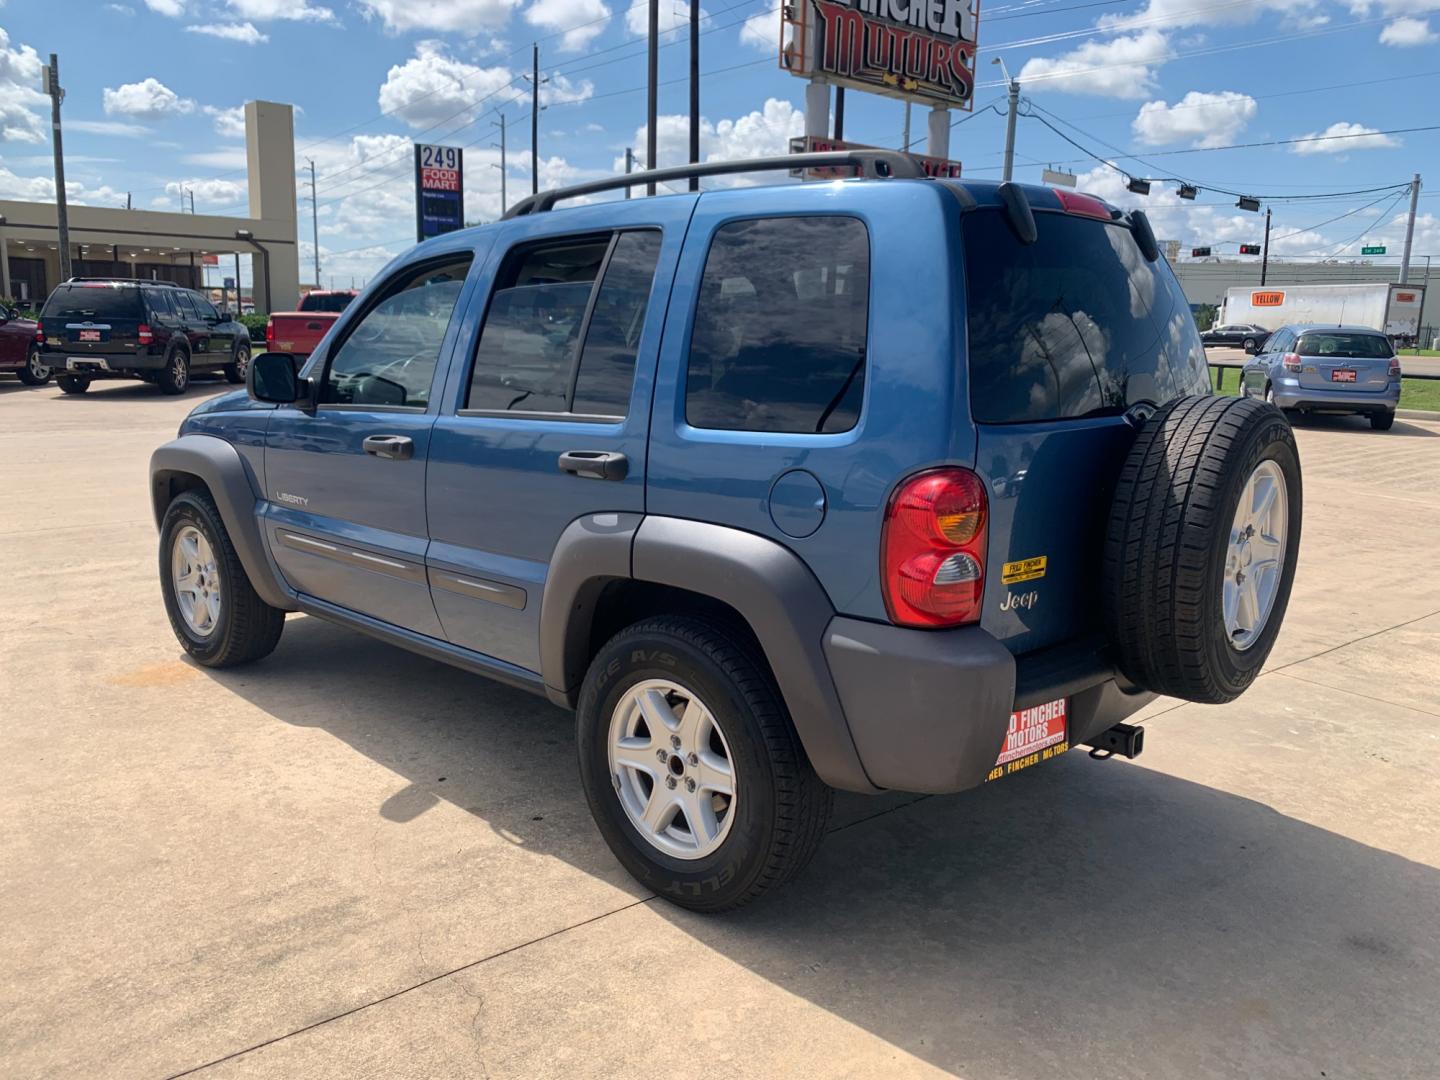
248, 351, 307, 406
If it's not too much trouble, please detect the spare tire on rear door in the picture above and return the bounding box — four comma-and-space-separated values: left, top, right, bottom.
1102, 395, 1302, 704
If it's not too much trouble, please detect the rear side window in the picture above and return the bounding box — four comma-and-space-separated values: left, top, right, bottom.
42, 285, 143, 320
964, 210, 1208, 423
1296, 331, 1393, 358
466, 230, 662, 417
173, 291, 201, 319
685, 216, 869, 434
144, 289, 175, 316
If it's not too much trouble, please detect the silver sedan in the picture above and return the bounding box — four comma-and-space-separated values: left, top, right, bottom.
1240, 324, 1402, 431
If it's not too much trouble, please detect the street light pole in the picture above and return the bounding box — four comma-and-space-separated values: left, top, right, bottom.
991, 56, 1020, 183
1400, 173, 1421, 284
531, 44, 540, 196
624, 147, 634, 199
44, 54, 73, 282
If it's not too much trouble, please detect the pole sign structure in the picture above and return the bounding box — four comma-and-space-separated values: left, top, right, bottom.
414, 143, 464, 243
781, 0, 980, 111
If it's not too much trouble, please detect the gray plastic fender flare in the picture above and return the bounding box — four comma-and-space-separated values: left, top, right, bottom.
149, 434, 294, 611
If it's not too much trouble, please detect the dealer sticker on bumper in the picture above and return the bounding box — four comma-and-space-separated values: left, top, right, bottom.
986, 698, 1068, 782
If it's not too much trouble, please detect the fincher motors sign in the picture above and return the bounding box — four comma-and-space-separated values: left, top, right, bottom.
785, 0, 980, 110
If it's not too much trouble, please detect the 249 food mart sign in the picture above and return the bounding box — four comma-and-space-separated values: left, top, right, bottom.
781, 0, 980, 110
414, 143, 464, 243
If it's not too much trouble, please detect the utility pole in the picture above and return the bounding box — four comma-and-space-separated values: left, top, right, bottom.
688, 0, 700, 191
992, 56, 1020, 183
44, 54, 72, 282
624, 147, 634, 199
188, 189, 196, 214
834, 87, 845, 140
307, 159, 320, 287
125, 192, 131, 210
234, 252, 241, 314
902, 101, 911, 151
647, 0, 658, 196
491, 115, 507, 214
531, 44, 540, 196
1400, 172, 1421, 284
1261, 207, 1272, 287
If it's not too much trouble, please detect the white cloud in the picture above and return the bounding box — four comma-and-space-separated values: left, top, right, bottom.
621, 98, 803, 176
0, 163, 130, 207
525, 0, 609, 51
1291, 121, 1400, 154
377, 42, 524, 128
203, 104, 248, 138
225, 0, 336, 21
1132, 91, 1257, 148
102, 77, 196, 119
143, 0, 186, 15
740, 0, 780, 49
1379, 15, 1438, 43
355, 0, 516, 34
1098, 0, 1327, 31
1018, 29, 1171, 97
106, 4, 137, 14
625, 0, 707, 36
67, 118, 153, 137
161, 177, 248, 210
0, 27, 47, 144
186, 21, 268, 43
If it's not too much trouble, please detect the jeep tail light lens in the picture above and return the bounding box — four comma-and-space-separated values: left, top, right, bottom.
1282, 352, 1302, 373
138, 324, 153, 346
1055, 190, 1111, 221
265, 318, 275, 349
882, 468, 988, 628
1388, 358, 1402, 377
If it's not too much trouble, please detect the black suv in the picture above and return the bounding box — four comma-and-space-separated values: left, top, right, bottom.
37, 278, 252, 395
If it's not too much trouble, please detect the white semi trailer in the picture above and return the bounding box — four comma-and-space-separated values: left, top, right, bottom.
1219, 282, 1427, 343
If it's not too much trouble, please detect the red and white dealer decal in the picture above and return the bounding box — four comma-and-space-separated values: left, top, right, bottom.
988, 698, 1068, 781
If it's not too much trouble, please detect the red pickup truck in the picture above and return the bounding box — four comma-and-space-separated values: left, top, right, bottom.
265, 290, 356, 358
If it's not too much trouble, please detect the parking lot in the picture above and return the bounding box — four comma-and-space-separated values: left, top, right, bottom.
3, 376, 1440, 1079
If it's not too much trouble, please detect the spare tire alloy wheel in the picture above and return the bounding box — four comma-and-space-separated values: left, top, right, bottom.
1103, 396, 1303, 704
171, 524, 222, 638
1223, 460, 1287, 651
608, 679, 737, 860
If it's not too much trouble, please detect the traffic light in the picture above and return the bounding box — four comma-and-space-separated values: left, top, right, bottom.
1191, 246, 1212, 257
1240, 244, 1261, 255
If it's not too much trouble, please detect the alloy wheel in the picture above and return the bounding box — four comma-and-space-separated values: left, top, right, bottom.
1223, 459, 1288, 651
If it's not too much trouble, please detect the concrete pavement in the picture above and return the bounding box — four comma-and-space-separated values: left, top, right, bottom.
2, 375, 1439, 1079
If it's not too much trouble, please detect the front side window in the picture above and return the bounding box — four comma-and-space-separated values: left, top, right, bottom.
321, 256, 472, 409
194, 295, 220, 321
685, 216, 870, 434
466, 230, 662, 417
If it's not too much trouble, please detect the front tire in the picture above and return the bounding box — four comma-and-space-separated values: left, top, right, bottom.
576, 616, 832, 912
17, 347, 52, 386
157, 348, 190, 395
56, 374, 90, 395
159, 489, 285, 667
1243, 337, 1258, 354
224, 342, 250, 384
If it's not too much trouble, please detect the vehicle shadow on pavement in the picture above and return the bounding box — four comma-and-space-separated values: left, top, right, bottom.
207, 615, 1440, 1078
1294, 412, 1438, 437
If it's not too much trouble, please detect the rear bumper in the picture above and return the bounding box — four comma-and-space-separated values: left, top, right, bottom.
1271, 376, 1399, 412
823, 620, 1153, 794
43, 350, 162, 375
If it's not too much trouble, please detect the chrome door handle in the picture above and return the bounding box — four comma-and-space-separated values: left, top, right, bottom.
558, 450, 627, 481
362, 434, 414, 461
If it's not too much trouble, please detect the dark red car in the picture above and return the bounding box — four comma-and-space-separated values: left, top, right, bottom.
0, 303, 50, 385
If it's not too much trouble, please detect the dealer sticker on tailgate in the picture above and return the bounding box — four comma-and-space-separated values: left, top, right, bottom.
986, 698, 1068, 782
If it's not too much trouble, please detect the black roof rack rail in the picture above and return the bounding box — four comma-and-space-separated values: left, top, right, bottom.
64, 276, 184, 286
501, 151, 926, 219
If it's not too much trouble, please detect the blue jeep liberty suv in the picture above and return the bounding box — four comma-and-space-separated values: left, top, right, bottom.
150, 152, 1303, 911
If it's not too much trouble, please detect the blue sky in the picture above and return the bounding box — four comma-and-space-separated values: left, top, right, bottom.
1, 0, 1438, 287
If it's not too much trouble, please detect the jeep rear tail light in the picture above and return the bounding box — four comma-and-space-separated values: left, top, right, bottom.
138, 324, 153, 346
1282, 353, 1302, 373
882, 468, 988, 628
1388, 358, 1402, 377
265, 317, 275, 349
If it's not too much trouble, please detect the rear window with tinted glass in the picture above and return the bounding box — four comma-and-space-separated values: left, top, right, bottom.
300, 292, 355, 313
964, 210, 1208, 423
42, 285, 143, 320
1296, 331, 1393, 359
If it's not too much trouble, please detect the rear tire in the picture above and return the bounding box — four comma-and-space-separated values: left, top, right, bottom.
576, 615, 833, 913
56, 374, 90, 395
1103, 395, 1302, 704
159, 489, 285, 668
1370, 410, 1396, 431
224, 342, 250, 384
17, 347, 52, 386
157, 348, 190, 395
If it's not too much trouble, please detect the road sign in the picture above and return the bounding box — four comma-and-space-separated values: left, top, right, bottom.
1042, 168, 1077, 188
1362, 245, 1387, 255
223, 277, 235, 289
415, 143, 464, 243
